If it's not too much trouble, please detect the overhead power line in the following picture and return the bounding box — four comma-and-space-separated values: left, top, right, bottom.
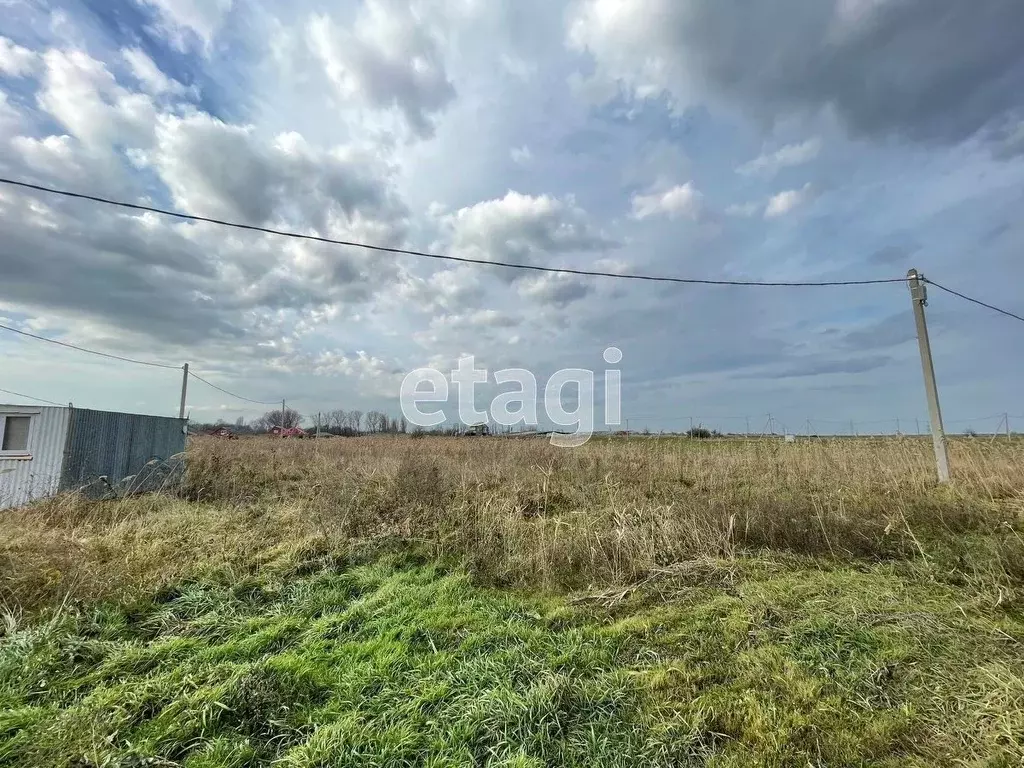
0, 387, 64, 406
0, 177, 906, 288
923, 279, 1024, 324
0, 322, 179, 369
0, 323, 277, 406
188, 371, 279, 406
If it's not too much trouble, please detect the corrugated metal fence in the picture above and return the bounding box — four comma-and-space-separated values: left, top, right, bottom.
60, 409, 187, 496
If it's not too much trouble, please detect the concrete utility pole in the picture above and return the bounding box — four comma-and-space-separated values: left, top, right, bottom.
179, 363, 189, 420
282, 399, 287, 430
908, 269, 950, 483
1007, 414, 1012, 440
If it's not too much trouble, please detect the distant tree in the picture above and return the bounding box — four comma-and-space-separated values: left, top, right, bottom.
399, 416, 408, 434
348, 411, 364, 433
328, 410, 347, 432
263, 407, 302, 430
365, 411, 386, 434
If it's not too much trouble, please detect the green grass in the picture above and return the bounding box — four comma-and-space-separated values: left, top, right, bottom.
2, 554, 1022, 767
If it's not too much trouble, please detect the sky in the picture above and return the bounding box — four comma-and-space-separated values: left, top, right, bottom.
1, 0, 1023, 435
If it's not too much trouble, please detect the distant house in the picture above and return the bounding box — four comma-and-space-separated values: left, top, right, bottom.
270, 426, 307, 438
0, 405, 187, 511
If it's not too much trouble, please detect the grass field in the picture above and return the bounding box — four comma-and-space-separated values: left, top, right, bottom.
2, 436, 1023, 766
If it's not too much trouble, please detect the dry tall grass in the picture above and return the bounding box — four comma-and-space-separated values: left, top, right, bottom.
4, 434, 1022, 611
3, 436, 1023, 766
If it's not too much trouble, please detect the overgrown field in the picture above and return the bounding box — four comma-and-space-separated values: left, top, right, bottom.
2, 436, 1024, 766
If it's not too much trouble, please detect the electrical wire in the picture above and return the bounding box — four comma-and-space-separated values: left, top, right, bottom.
0, 387, 64, 406
945, 414, 1005, 425
923, 279, 1024, 324
188, 371, 279, 406
0, 177, 907, 288
0, 322, 180, 369
3, 178, 1021, 415
0, 322, 276, 406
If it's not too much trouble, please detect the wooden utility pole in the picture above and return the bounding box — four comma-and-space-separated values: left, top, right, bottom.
908, 269, 950, 483
179, 363, 189, 420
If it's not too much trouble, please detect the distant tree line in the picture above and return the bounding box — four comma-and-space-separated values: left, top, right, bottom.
192, 408, 410, 436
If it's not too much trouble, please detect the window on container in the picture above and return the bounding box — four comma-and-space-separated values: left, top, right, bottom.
1, 416, 31, 452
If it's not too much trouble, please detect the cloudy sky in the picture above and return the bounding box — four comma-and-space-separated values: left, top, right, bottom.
1, 0, 1023, 434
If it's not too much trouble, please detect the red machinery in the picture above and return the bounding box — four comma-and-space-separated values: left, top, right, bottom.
206, 427, 239, 440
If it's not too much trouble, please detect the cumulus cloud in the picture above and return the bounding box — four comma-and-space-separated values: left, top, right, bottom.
137, 0, 233, 51
38, 49, 157, 151
307, 349, 404, 381
122, 48, 187, 96
510, 145, 532, 164
518, 273, 592, 308
441, 191, 616, 275
430, 308, 519, 332
568, 0, 1024, 146
737, 137, 822, 176
307, 0, 456, 138
394, 267, 482, 314
764, 183, 815, 218
0, 36, 38, 77
0, 93, 24, 139
0, 34, 412, 366
631, 183, 702, 220
3, 0, 1022, 424
149, 113, 406, 232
